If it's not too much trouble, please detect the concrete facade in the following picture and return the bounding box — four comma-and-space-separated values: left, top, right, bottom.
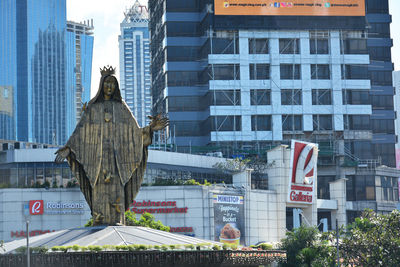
0, 188, 90, 242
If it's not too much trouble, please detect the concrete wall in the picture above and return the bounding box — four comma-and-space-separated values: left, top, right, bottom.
135, 184, 285, 245
0, 188, 91, 242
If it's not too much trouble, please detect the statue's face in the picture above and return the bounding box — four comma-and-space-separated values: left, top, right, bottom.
103, 76, 116, 99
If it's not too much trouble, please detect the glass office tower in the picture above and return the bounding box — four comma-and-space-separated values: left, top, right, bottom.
66, 20, 94, 137
0, 0, 67, 145
119, 0, 151, 127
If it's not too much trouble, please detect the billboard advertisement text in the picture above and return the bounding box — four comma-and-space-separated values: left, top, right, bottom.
215, 0, 365, 16
213, 194, 245, 245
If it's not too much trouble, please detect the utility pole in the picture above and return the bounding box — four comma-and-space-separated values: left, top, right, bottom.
26, 220, 30, 267
336, 219, 340, 267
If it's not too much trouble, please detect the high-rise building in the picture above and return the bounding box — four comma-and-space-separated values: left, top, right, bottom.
0, 0, 93, 145
119, 0, 151, 127
150, 0, 398, 223
393, 70, 400, 169
0, 0, 67, 144
149, 0, 395, 167
66, 20, 94, 136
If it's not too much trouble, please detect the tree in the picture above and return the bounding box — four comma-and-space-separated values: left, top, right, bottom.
335, 209, 400, 266
84, 211, 170, 232
125, 211, 170, 232
279, 225, 335, 267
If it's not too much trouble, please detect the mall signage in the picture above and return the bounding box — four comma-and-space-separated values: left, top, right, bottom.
26, 200, 85, 215
214, 0, 365, 16
130, 200, 188, 214
287, 140, 318, 204
29, 200, 44, 215
213, 194, 245, 245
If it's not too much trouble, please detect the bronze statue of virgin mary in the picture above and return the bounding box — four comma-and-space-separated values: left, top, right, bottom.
55, 66, 168, 225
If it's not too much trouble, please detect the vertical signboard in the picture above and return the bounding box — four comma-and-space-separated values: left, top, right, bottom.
288, 140, 318, 204
213, 194, 244, 245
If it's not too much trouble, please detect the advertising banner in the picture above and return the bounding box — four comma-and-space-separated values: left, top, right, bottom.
287, 140, 318, 204
213, 194, 245, 245
215, 0, 365, 16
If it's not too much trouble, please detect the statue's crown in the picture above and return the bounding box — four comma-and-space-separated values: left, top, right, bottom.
100, 65, 116, 76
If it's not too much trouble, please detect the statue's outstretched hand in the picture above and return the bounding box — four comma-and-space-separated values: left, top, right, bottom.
148, 114, 169, 131
55, 146, 70, 163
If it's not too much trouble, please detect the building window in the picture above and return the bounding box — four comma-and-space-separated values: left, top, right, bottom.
168, 96, 205, 111
345, 140, 373, 160
212, 64, 240, 80
375, 176, 399, 202
173, 121, 204, 136
368, 47, 391, 61
250, 64, 270, 80
341, 39, 367, 54
370, 71, 393, 86
3, 88, 9, 98
311, 64, 330, 79
313, 115, 332, 131
167, 71, 198, 86
166, 21, 199, 37
310, 39, 329, 54
369, 23, 390, 38
346, 175, 376, 201
210, 37, 239, 54
211, 116, 241, 131
279, 38, 300, 54
373, 144, 396, 168
282, 115, 302, 131
371, 119, 394, 134
251, 115, 271, 131
281, 89, 302, 105
341, 65, 369, 79
342, 90, 370, 105
250, 89, 271, 105
344, 115, 370, 130
210, 90, 241, 106
371, 95, 394, 109
167, 46, 199, 61
366, 0, 388, 13
280, 64, 301, 79
312, 89, 332, 105
249, 38, 268, 54
318, 176, 335, 199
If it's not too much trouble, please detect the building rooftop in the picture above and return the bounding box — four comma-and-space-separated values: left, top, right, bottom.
1, 226, 222, 254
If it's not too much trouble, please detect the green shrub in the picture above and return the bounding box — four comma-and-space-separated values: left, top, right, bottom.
184, 244, 195, 250
88, 245, 102, 252
212, 245, 221, 251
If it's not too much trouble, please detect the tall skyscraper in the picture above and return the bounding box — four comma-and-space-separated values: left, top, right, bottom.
150, 0, 395, 167
119, 0, 151, 127
66, 20, 94, 136
393, 70, 400, 169
150, 0, 398, 223
0, 0, 93, 145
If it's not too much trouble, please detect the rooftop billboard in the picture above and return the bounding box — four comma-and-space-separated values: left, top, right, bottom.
214, 0, 365, 16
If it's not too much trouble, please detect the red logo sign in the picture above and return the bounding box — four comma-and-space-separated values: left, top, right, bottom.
288, 140, 318, 204
29, 200, 44, 215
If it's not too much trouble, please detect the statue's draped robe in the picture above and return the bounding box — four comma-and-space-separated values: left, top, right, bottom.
65, 100, 151, 225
